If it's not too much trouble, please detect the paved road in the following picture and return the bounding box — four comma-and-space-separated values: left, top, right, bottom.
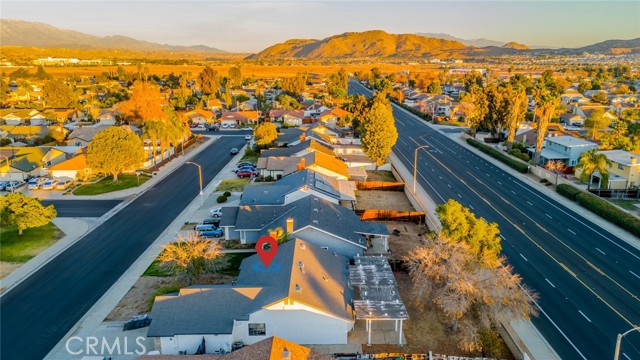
349, 80, 640, 360
0, 136, 247, 360
41, 200, 123, 217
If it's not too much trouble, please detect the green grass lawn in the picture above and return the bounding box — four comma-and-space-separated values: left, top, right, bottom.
73, 174, 151, 195
216, 178, 250, 192
0, 223, 64, 263
607, 198, 640, 214
240, 147, 260, 164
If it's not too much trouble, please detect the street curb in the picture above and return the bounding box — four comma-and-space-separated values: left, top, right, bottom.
44, 140, 247, 360
0, 137, 219, 297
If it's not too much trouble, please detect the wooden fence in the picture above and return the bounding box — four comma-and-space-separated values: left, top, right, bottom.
356, 181, 405, 191
588, 188, 640, 199
334, 352, 501, 360
355, 209, 425, 224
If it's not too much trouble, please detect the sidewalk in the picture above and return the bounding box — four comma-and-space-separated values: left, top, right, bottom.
1, 136, 220, 296
44, 143, 248, 360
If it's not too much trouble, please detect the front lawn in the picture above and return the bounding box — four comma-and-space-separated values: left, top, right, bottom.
73, 174, 151, 195
240, 147, 260, 164
0, 223, 64, 263
215, 178, 250, 192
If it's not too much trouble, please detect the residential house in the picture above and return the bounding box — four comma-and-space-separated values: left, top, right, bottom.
219, 111, 259, 127
257, 151, 349, 180
219, 196, 388, 255
44, 109, 85, 125
317, 108, 352, 128
528, 135, 598, 167
147, 239, 355, 354
575, 150, 640, 190
95, 108, 119, 126
137, 336, 333, 359
0, 125, 68, 144
0, 109, 45, 125
208, 98, 223, 112
514, 123, 573, 147
559, 113, 585, 126
240, 169, 356, 208
66, 125, 111, 146
185, 109, 214, 125
575, 104, 617, 122
0, 146, 66, 180
47, 152, 90, 180
260, 139, 334, 158
269, 110, 305, 127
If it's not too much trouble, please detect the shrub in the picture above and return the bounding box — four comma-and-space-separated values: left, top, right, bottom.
264, 175, 274, 182
508, 149, 530, 162
540, 179, 548, 183
466, 138, 529, 173
216, 195, 227, 203
223, 191, 231, 197
556, 184, 582, 201
575, 192, 640, 237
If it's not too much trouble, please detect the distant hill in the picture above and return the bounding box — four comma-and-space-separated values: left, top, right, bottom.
502, 42, 529, 50
249, 30, 469, 59
0, 19, 227, 53
570, 38, 640, 55
416, 32, 505, 47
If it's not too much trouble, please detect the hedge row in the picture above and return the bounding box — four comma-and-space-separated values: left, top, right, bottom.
395, 101, 431, 121
466, 138, 529, 173
575, 192, 640, 237
555, 184, 640, 237
556, 184, 582, 200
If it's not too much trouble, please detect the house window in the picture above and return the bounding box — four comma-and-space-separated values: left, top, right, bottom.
248, 323, 266, 336
618, 164, 624, 170
321, 246, 329, 250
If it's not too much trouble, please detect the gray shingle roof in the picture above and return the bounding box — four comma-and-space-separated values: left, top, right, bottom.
240, 185, 293, 205
260, 139, 334, 158
219, 206, 240, 227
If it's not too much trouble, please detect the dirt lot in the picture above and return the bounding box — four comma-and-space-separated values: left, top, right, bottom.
106, 273, 236, 321
356, 190, 414, 211
383, 221, 430, 260
365, 170, 397, 182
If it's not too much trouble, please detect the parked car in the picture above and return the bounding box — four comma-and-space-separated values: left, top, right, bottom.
193, 217, 221, 230
4, 181, 24, 191
234, 166, 256, 173
236, 169, 258, 178
209, 207, 223, 218
243, 127, 253, 131
244, 135, 252, 141
230, 148, 239, 155
27, 177, 47, 190
207, 124, 220, 132
56, 180, 72, 190
236, 162, 255, 168
229, 123, 236, 128
222, 123, 229, 128
41, 179, 59, 190
0, 181, 6, 191
195, 225, 224, 238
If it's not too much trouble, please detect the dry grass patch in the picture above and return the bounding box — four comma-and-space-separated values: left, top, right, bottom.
356, 190, 414, 211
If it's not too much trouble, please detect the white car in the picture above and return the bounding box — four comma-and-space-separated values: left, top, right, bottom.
209, 207, 223, 218
41, 179, 59, 190
244, 135, 252, 140
27, 177, 47, 190
222, 123, 229, 128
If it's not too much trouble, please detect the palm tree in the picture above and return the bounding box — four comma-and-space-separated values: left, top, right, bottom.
532, 79, 562, 165
544, 160, 566, 186
576, 150, 612, 190
143, 121, 161, 166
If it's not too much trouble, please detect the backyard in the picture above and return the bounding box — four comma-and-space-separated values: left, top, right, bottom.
73, 174, 151, 195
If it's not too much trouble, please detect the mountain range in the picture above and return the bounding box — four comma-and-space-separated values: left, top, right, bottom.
0, 19, 227, 53
415, 32, 506, 48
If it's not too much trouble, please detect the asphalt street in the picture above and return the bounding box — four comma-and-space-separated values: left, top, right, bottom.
0, 136, 247, 360
41, 200, 123, 217
350, 80, 640, 360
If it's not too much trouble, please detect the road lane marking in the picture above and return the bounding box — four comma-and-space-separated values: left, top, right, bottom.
447, 184, 451, 188
468, 205, 474, 210
568, 229, 576, 235
511, 190, 516, 195
623, 353, 631, 360
498, 181, 502, 185
526, 201, 533, 205
457, 193, 462, 198
578, 310, 592, 323
438, 176, 443, 180
596, 248, 606, 255
500, 235, 506, 240
630, 270, 640, 280
520, 254, 528, 261
545, 213, 552, 219
545, 278, 556, 288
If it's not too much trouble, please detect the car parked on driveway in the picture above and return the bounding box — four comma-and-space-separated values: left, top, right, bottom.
193, 217, 221, 230
41, 179, 59, 190
236, 162, 255, 169
236, 169, 258, 178
234, 166, 256, 174
27, 177, 47, 190
195, 225, 224, 238
209, 207, 223, 218
56, 180, 72, 190
5, 181, 25, 192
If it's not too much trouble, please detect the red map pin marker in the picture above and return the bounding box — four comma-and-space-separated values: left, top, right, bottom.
256, 236, 278, 268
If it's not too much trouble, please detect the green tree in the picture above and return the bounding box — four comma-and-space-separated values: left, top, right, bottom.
277, 94, 301, 110
591, 91, 609, 105
459, 85, 488, 127
503, 84, 529, 144
481, 84, 507, 136
361, 95, 398, 170
34, 65, 51, 80
228, 66, 243, 89
158, 233, 225, 285
463, 71, 484, 91
532, 76, 562, 164
427, 81, 442, 94
198, 65, 219, 95
578, 80, 592, 94
87, 127, 147, 181
370, 67, 382, 80
281, 73, 307, 96
584, 109, 611, 140
254, 122, 278, 147
42, 79, 76, 108
576, 149, 612, 190
0, 193, 57, 235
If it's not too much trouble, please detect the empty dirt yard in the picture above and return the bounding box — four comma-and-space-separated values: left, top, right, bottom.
356, 190, 414, 211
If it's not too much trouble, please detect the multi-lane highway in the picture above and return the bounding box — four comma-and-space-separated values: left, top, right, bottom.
349, 80, 640, 360
0, 136, 246, 360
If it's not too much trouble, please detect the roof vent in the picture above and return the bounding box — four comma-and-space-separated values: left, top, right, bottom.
295, 284, 301, 292
297, 261, 304, 268
299, 242, 305, 249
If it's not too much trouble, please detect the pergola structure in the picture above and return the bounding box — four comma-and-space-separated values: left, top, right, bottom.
349, 255, 409, 345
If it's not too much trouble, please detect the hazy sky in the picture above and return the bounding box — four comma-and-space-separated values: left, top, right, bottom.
2, 1, 639, 52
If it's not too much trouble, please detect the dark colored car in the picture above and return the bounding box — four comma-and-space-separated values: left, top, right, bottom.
236, 162, 256, 168
234, 166, 256, 173
195, 225, 224, 238
236, 169, 257, 178
193, 218, 221, 230
230, 148, 239, 155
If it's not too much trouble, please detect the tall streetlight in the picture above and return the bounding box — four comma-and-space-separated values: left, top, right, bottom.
613, 326, 640, 360
413, 145, 429, 193
185, 161, 204, 207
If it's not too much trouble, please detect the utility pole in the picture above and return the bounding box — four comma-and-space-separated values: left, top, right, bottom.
186, 161, 204, 207
613, 327, 640, 360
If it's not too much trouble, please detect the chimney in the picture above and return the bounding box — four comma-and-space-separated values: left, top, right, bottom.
297, 157, 306, 171
281, 348, 291, 360
269, 230, 278, 240
631, 157, 637, 165
286, 218, 294, 234
300, 133, 306, 143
